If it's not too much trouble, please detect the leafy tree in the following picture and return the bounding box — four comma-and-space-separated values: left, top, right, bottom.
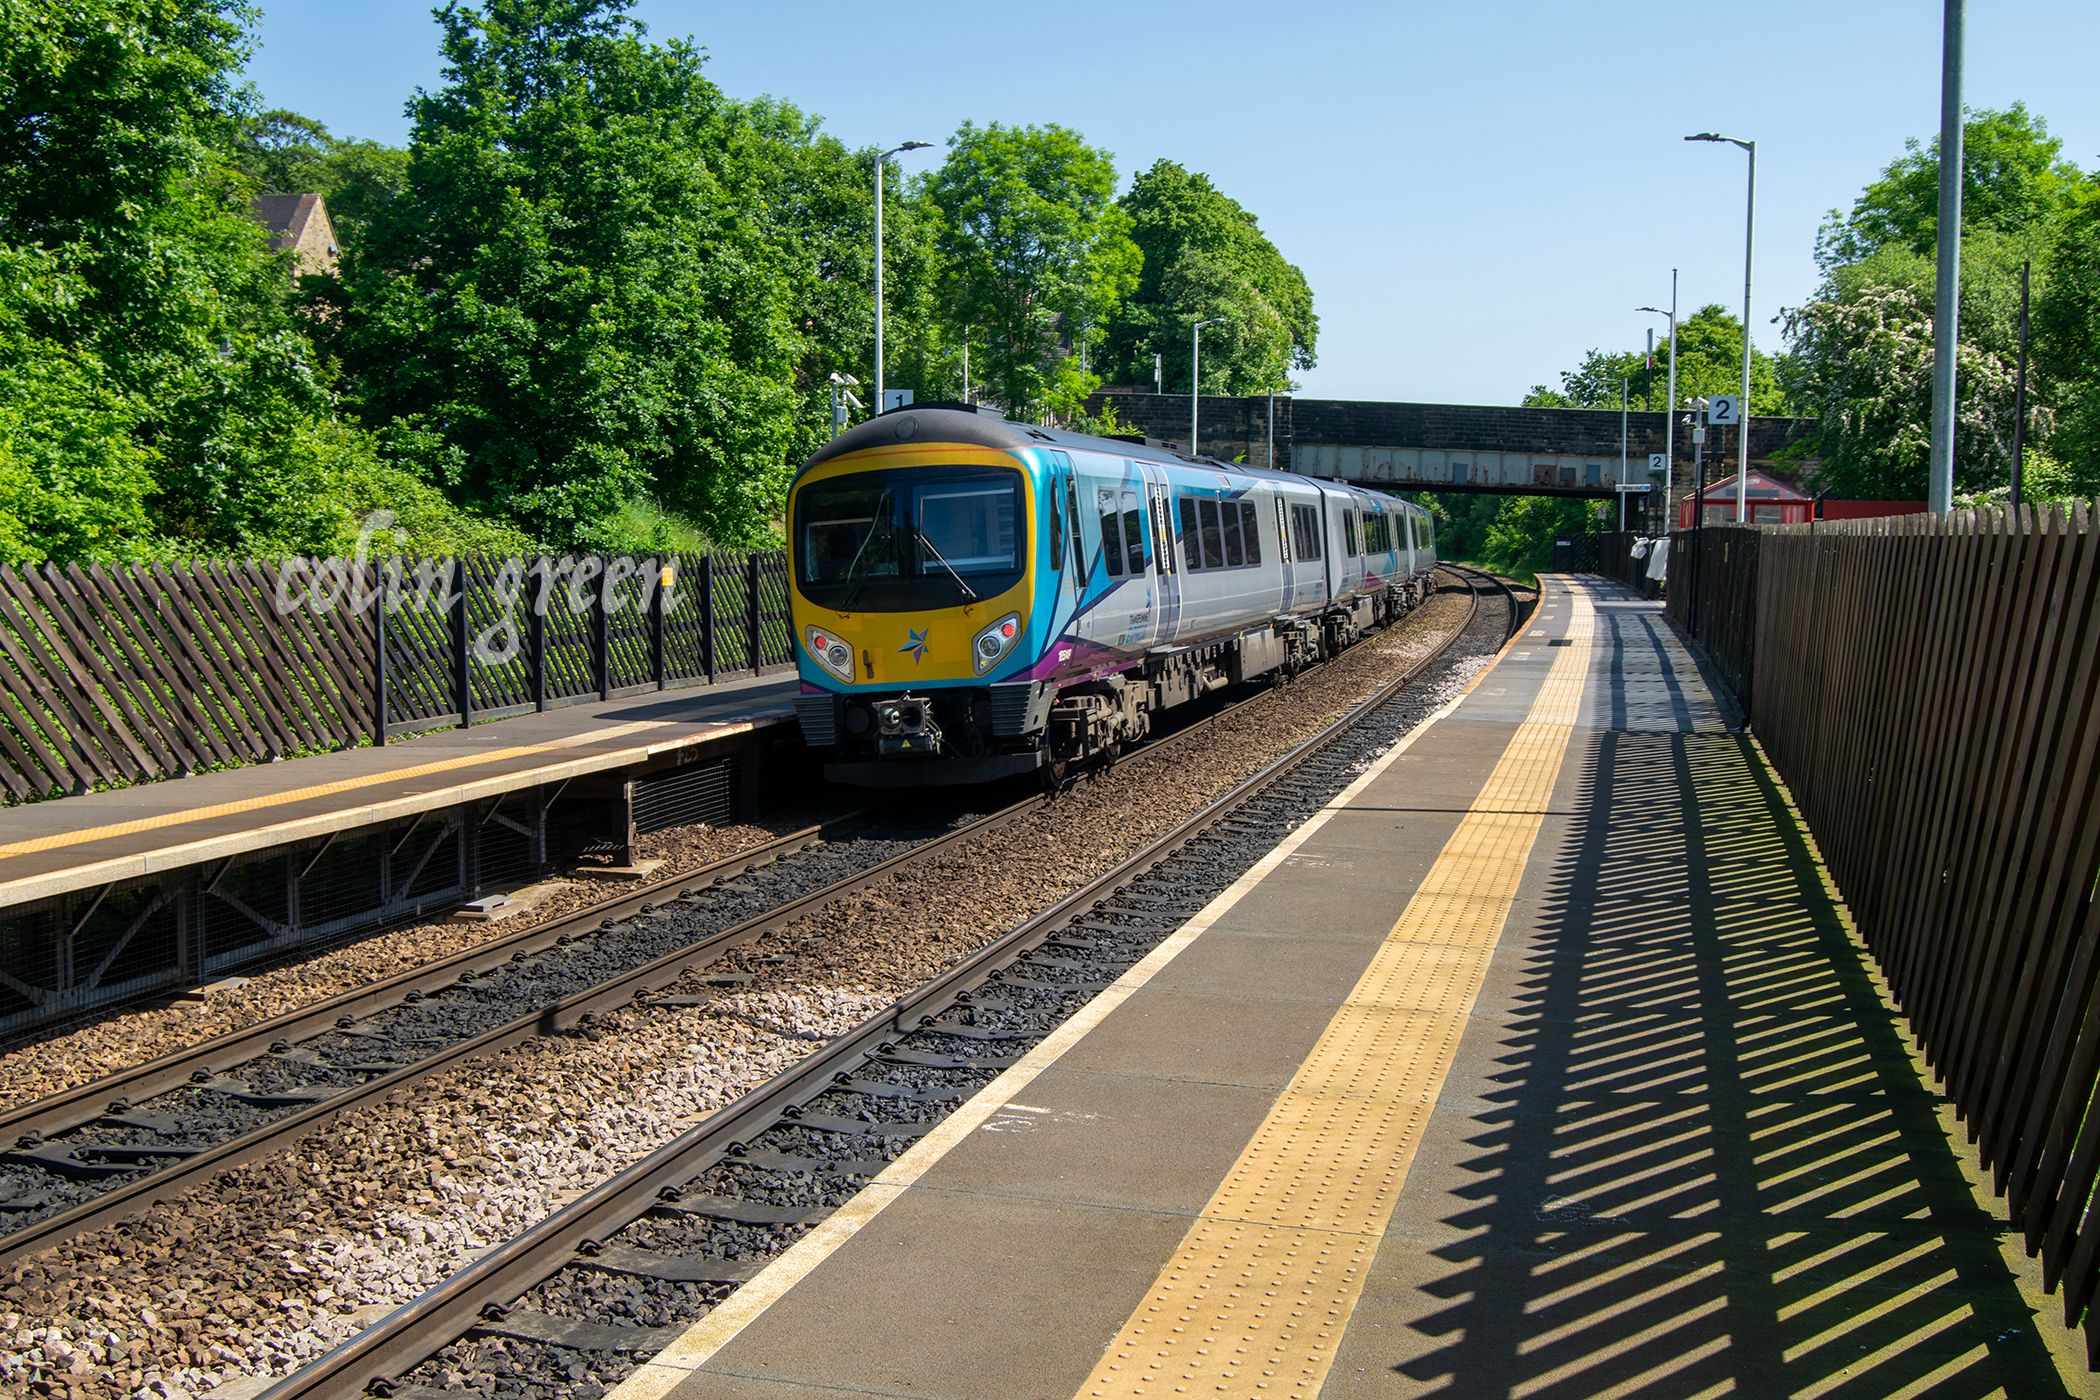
1523, 305, 1787, 414
1784, 104, 2094, 501
924, 121, 1140, 418
0, 0, 396, 560
1099, 160, 1317, 395
1781, 247, 2025, 498
334, 0, 810, 545
1817, 104, 2093, 271
2033, 189, 2100, 487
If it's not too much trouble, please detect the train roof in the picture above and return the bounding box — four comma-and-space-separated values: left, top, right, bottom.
805, 403, 1422, 508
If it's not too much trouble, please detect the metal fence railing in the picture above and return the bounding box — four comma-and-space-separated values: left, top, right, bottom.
0, 549, 792, 802
1669, 505, 2100, 1349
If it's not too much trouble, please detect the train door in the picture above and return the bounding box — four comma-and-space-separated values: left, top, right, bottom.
1076, 464, 1156, 657
1142, 464, 1182, 646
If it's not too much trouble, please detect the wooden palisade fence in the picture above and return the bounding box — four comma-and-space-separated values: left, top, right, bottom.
0, 550, 793, 803
1671, 507, 2100, 1352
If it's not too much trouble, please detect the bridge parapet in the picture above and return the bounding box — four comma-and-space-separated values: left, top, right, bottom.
1089, 390, 1815, 501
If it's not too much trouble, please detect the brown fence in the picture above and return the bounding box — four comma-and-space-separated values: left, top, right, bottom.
0, 549, 792, 803
1672, 507, 2100, 1347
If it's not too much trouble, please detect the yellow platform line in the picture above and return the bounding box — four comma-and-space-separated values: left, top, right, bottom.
1077, 581, 1595, 1400
0, 716, 685, 861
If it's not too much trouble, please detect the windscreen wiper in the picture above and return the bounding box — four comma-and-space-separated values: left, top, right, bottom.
837, 489, 893, 612
913, 524, 979, 601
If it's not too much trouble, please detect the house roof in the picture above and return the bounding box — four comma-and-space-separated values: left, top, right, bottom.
251, 193, 324, 252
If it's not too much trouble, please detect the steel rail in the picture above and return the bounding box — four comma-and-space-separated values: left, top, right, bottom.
265, 565, 1505, 1400
0, 813, 866, 1150
0, 582, 1443, 1268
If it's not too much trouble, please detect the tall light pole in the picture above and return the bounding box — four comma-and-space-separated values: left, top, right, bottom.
1688, 132, 1755, 523
1640, 273, 1680, 534
873, 140, 932, 411
1190, 317, 1223, 453
1929, 0, 1965, 513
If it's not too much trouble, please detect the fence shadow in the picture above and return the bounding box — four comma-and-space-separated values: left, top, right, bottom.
1391, 604, 2069, 1396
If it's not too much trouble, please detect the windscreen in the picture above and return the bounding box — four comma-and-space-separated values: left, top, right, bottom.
796, 466, 1025, 611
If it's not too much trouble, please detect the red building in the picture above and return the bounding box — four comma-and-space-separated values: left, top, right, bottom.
1678, 471, 1931, 528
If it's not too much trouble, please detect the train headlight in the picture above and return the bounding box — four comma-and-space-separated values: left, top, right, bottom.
972, 612, 1023, 676
805, 625, 856, 683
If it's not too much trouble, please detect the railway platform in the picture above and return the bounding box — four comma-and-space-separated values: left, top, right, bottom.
0, 671, 798, 911
609, 576, 2082, 1399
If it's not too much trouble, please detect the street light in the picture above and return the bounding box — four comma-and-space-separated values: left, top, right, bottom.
1687, 132, 1756, 524
1639, 274, 1680, 534
874, 141, 933, 411
1191, 317, 1224, 453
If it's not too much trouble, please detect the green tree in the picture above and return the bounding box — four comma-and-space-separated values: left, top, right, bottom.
924, 121, 1140, 418
2033, 189, 2100, 487
1784, 104, 2094, 501
1817, 104, 2093, 270
1099, 160, 1317, 396
0, 0, 393, 560
334, 0, 810, 545
1523, 305, 1787, 414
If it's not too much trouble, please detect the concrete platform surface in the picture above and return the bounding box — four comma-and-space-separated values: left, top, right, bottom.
0, 671, 798, 908
608, 577, 2083, 1400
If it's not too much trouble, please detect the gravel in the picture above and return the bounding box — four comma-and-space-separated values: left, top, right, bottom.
0, 806, 854, 1116
0, 577, 1510, 1399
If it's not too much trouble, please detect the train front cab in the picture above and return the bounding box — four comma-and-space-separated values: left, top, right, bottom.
787, 443, 1058, 787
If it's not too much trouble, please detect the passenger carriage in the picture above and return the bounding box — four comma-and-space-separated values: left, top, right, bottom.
788, 404, 1437, 785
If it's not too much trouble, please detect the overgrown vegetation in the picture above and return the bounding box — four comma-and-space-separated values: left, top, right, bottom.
0, 0, 1322, 565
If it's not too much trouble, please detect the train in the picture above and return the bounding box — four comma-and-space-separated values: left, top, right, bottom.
786, 403, 1437, 785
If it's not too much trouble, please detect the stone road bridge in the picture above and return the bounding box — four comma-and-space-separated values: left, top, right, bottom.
1090, 389, 1813, 499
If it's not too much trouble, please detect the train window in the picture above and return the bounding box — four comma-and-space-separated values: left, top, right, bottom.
1342, 509, 1359, 557
1222, 501, 1245, 567
1369, 513, 1390, 554
1198, 498, 1225, 569
1179, 497, 1201, 570
1275, 498, 1292, 567
1121, 491, 1147, 575
1240, 502, 1262, 566
1293, 504, 1322, 560
1151, 493, 1175, 575
1049, 484, 1065, 571
1098, 489, 1125, 578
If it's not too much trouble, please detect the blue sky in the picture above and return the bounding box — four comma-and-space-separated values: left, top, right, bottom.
242, 0, 2100, 407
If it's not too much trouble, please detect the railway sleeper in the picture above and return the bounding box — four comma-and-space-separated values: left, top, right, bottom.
782, 1109, 934, 1139
653, 1192, 830, 1227
577, 1242, 766, 1285
722, 1146, 892, 1178
466, 1309, 686, 1354
829, 1075, 962, 1104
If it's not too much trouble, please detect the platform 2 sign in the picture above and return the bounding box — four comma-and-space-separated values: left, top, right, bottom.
1706, 395, 1741, 426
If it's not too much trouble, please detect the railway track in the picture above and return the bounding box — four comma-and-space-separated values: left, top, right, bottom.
260, 564, 1516, 1400
0, 574, 1493, 1278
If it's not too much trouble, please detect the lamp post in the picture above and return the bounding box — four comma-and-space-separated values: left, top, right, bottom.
1619, 378, 1630, 532
1929, 0, 1965, 512
1687, 133, 1755, 524
1640, 274, 1680, 534
1190, 317, 1223, 453
873, 140, 932, 411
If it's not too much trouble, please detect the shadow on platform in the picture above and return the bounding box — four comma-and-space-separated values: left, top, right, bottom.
1391, 612, 2069, 1395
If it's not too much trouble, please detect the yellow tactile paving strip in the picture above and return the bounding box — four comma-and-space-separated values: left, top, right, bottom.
1078, 583, 1595, 1400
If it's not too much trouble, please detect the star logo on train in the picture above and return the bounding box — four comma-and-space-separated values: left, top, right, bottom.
898, 627, 930, 663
